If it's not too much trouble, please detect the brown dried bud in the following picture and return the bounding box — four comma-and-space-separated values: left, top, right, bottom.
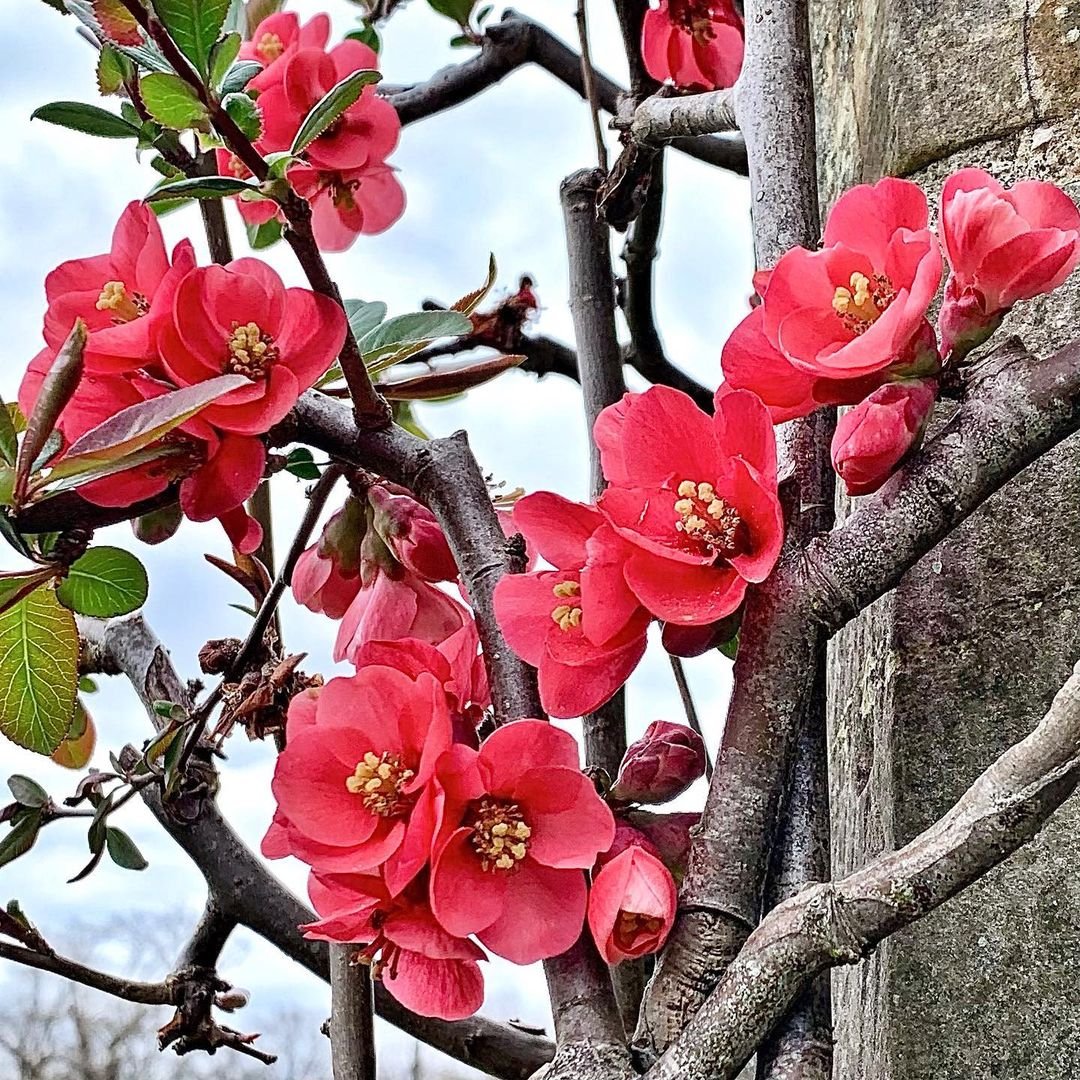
199, 638, 242, 675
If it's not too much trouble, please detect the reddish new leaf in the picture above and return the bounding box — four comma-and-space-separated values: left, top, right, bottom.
93, 0, 143, 45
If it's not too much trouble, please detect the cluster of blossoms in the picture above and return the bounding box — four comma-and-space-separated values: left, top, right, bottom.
642, 0, 744, 91
493, 386, 783, 717
270, 486, 710, 1017
20, 203, 346, 551
722, 170, 1080, 497
221, 11, 405, 251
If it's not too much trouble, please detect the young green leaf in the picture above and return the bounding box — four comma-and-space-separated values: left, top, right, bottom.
345, 299, 387, 340
359, 310, 472, 364
31, 101, 140, 139
284, 447, 321, 480
139, 73, 209, 129
56, 547, 149, 618
0, 589, 78, 755
220, 59, 263, 95
145, 174, 256, 201
246, 216, 283, 250
0, 570, 57, 619
7, 776, 48, 809
0, 400, 17, 469
427, 0, 476, 25
15, 320, 86, 507
96, 44, 134, 95
105, 827, 149, 871
0, 812, 42, 870
289, 69, 382, 155
152, 0, 232, 76
209, 30, 241, 87
346, 23, 380, 51
222, 91, 262, 140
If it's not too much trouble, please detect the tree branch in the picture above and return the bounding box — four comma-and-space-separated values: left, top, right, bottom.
646, 658, 1080, 1080
629, 90, 737, 145
328, 944, 376, 1080
388, 11, 747, 175
84, 615, 555, 1080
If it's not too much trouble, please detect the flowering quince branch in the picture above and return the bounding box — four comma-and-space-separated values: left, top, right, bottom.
628, 88, 737, 145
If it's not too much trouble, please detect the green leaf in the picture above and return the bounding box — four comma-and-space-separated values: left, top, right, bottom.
105, 827, 148, 870
96, 44, 134, 95
718, 632, 740, 661
7, 776, 48, 809
145, 174, 255, 202
132, 502, 183, 545
246, 216, 283, 250
360, 310, 472, 364
290, 69, 383, 156
151, 0, 232, 76
345, 299, 387, 340
0, 590, 78, 755
31, 101, 139, 139
139, 73, 208, 129
208, 30, 241, 87
427, 0, 475, 24
285, 447, 321, 480
346, 23, 380, 52
0, 514, 32, 561
36, 443, 185, 498
0, 397, 17, 468
222, 91, 262, 140
0, 812, 42, 870
56, 547, 148, 618
222, 0, 245, 33
0, 571, 55, 619
46, 374, 249, 483
220, 59, 263, 95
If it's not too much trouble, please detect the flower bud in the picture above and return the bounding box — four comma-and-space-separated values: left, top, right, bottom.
831, 379, 938, 497
608, 721, 707, 805
369, 485, 457, 582
596, 822, 662, 871
587, 847, 677, 965
292, 496, 367, 618
623, 810, 699, 884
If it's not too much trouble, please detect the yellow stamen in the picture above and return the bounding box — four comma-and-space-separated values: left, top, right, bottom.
552, 580, 581, 598
832, 271, 897, 335
227, 321, 279, 380
257, 31, 285, 62
345, 751, 415, 817
471, 798, 532, 872
96, 281, 147, 324
673, 479, 744, 557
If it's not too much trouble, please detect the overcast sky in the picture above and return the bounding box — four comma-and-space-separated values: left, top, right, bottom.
0, 2, 751, 1075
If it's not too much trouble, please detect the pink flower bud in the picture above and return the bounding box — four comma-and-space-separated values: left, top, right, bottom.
291, 497, 366, 619
596, 822, 663, 871
831, 379, 938, 497
609, 721, 707, 805
587, 847, 677, 965
369, 485, 457, 582
624, 810, 699, 885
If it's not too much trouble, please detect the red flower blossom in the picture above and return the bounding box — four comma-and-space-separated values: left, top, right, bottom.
304, 871, 485, 1021
240, 11, 331, 91
609, 720, 707, 804
641, 0, 743, 90
587, 847, 677, 964
289, 162, 406, 252
292, 496, 366, 619
760, 178, 942, 381
42, 202, 195, 375
430, 721, 615, 964
938, 168, 1080, 356
593, 386, 783, 625
493, 492, 650, 719
831, 378, 937, 496
258, 41, 399, 172
153, 258, 346, 436
368, 485, 456, 582
268, 666, 452, 894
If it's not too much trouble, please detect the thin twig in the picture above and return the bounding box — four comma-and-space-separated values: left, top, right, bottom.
575, 0, 609, 172
668, 656, 712, 780
329, 943, 377, 1080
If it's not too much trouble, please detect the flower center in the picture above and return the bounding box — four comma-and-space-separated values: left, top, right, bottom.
95, 281, 148, 324
832, 271, 896, 336
550, 579, 582, 632
226, 321, 279, 380
345, 751, 415, 817
257, 31, 285, 62
225, 153, 250, 180
613, 910, 664, 950
674, 479, 744, 557
667, 0, 731, 37
471, 797, 532, 872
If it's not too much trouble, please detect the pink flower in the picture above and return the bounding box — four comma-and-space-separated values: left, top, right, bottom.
493, 493, 650, 719
938, 168, 1080, 356
42, 202, 195, 375
289, 163, 406, 252
831, 379, 937, 496
622, 809, 699, 884
240, 11, 331, 91
304, 871, 485, 1021
761, 178, 942, 381
609, 721, 707, 804
153, 258, 346, 436
258, 41, 399, 172
292, 496, 366, 619
268, 666, 452, 894
641, 0, 743, 90
430, 721, 615, 964
334, 570, 474, 665
594, 386, 783, 625
368, 485, 456, 582
587, 847, 677, 964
